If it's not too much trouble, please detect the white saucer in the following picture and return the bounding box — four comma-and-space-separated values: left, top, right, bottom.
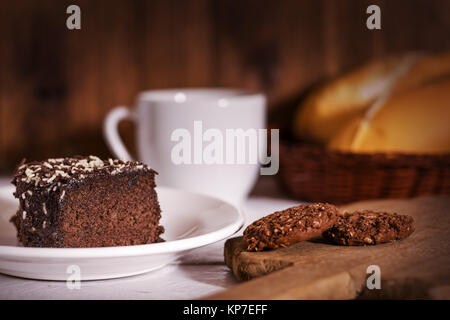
0, 185, 243, 281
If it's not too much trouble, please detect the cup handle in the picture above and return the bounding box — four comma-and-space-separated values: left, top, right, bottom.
103, 106, 134, 161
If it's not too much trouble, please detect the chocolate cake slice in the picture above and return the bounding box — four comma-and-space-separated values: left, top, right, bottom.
11, 156, 164, 248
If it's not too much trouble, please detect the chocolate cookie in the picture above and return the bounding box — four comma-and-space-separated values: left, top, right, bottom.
323, 210, 415, 246
243, 203, 339, 251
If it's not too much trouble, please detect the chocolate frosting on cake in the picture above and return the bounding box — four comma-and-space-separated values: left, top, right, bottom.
13, 155, 155, 188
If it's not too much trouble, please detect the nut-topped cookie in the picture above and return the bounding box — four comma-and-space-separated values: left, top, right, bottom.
243, 203, 339, 251
323, 210, 415, 246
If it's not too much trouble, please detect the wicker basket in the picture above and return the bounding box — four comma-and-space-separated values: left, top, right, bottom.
278, 141, 450, 204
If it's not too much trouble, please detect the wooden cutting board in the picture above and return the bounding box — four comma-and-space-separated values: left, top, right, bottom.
206, 196, 450, 299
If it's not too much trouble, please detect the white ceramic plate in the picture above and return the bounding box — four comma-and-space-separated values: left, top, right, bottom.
0, 185, 243, 280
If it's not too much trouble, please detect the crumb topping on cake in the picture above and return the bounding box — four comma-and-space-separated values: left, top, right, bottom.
13, 156, 153, 188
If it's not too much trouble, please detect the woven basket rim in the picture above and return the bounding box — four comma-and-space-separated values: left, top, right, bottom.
280, 140, 450, 168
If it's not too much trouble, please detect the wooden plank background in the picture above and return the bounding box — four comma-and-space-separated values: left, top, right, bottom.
1, 0, 450, 174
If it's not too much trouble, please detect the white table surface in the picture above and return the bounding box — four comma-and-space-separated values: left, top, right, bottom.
0, 176, 299, 300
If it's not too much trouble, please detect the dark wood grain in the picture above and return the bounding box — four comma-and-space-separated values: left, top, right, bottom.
1, 0, 450, 173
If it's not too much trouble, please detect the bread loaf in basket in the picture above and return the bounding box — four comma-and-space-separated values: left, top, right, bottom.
280, 52, 450, 203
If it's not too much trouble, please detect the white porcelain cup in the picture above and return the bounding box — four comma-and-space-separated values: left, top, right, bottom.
103, 88, 266, 205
